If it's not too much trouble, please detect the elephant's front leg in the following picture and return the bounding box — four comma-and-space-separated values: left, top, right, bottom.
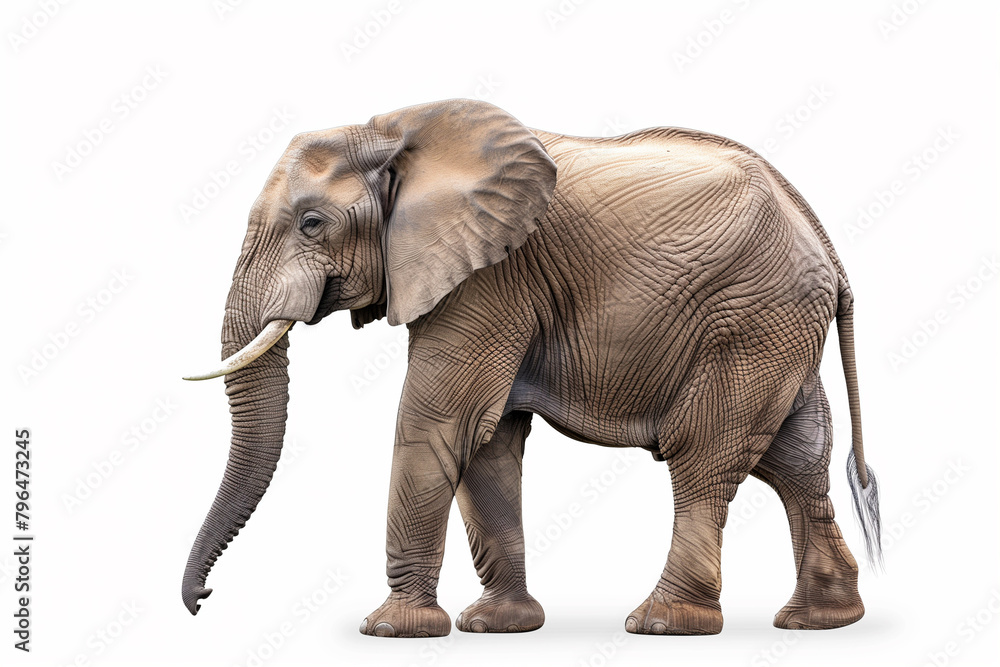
455, 411, 544, 633
358, 294, 534, 638
359, 421, 459, 638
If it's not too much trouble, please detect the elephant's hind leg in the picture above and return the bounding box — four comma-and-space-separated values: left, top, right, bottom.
752, 374, 864, 630
625, 432, 776, 636
626, 343, 809, 636
454, 411, 544, 633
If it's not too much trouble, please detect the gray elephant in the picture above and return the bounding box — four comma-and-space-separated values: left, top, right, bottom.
182, 99, 881, 637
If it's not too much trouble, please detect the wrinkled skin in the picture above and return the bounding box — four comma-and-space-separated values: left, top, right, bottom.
182, 99, 880, 637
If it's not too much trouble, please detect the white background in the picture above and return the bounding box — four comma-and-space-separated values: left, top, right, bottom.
3, 1, 998, 666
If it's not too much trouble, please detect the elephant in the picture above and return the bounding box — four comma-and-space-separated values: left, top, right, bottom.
181, 98, 881, 637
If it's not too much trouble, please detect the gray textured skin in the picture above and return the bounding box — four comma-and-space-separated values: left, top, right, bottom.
182, 99, 881, 637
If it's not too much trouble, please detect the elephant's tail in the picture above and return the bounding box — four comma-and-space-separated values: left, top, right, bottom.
836, 287, 883, 570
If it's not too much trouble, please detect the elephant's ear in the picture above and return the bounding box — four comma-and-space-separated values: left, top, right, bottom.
366, 99, 557, 326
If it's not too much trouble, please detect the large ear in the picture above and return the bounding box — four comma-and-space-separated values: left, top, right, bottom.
365, 99, 557, 326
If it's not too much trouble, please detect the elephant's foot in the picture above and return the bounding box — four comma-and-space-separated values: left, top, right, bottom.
359, 594, 451, 638
773, 597, 864, 630
774, 530, 864, 629
455, 591, 544, 633
625, 590, 723, 635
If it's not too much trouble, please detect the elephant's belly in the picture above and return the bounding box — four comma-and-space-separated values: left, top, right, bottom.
505, 383, 661, 450
504, 342, 681, 451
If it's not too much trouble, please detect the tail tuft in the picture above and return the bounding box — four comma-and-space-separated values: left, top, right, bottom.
847, 449, 883, 571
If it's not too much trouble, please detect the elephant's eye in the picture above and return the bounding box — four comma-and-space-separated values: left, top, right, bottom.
300, 214, 324, 236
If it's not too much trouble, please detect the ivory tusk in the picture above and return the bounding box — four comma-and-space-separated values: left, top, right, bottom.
183, 319, 294, 381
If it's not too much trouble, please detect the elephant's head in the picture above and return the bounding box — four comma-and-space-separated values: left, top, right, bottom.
181, 99, 557, 614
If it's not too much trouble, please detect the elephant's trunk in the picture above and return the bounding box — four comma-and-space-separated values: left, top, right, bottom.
182, 281, 291, 615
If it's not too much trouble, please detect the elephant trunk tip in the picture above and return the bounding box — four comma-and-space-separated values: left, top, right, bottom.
182, 583, 213, 615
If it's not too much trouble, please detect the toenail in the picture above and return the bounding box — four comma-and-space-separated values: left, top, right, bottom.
374, 622, 396, 637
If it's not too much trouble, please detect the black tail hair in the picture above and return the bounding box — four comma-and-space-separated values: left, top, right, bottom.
847, 449, 882, 570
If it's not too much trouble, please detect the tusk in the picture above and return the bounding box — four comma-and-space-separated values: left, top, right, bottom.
183, 319, 294, 381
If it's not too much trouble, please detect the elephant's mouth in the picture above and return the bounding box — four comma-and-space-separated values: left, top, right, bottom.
306, 276, 342, 325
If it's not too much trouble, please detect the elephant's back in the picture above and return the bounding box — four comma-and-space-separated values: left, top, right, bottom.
534, 128, 777, 247
530, 126, 837, 311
